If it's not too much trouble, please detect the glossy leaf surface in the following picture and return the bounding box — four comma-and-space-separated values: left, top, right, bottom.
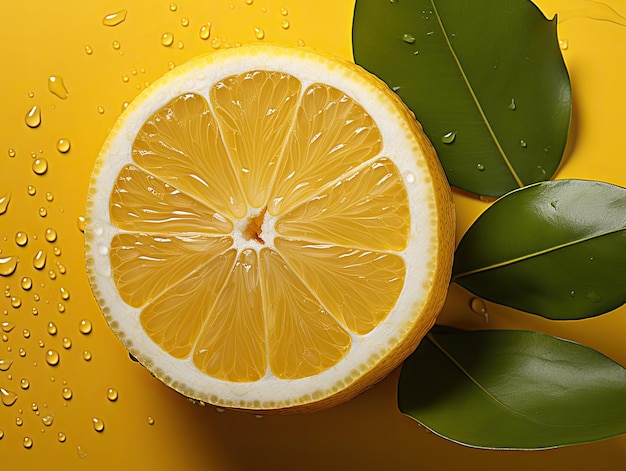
353, 0, 571, 196
453, 180, 626, 318
399, 328, 626, 449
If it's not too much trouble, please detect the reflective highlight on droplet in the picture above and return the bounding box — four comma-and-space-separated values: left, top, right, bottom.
25, 106, 42, 128
161, 32, 174, 47
32, 158, 48, 175
45, 349, 60, 366
56, 138, 71, 153
92, 417, 105, 432
441, 131, 456, 144
106, 388, 118, 401
48, 76, 69, 99
0, 256, 18, 276
102, 10, 127, 26
78, 319, 93, 334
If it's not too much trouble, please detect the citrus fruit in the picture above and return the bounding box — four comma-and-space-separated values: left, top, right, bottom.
85, 44, 455, 412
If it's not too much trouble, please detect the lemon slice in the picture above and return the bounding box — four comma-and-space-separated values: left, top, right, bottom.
85, 44, 455, 412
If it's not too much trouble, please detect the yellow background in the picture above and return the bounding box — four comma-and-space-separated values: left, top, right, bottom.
1, 0, 625, 469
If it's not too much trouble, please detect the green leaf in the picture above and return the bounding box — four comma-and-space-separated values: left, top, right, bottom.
453, 180, 626, 319
399, 328, 626, 449
352, 0, 571, 197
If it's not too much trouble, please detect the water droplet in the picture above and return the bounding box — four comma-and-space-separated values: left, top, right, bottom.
32, 307, 38, 315
83, 350, 92, 361
38, 207, 47, 217
559, 39, 569, 50
16, 417, 23, 426
47, 76, 69, 99
27, 185, 36, 196
33, 251, 46, 270
10, 297, 21, 308
57, 303, 65, 313
281, 20, 290, 29
199, 23, 211, 40
176, 41, 184, 49
102, 9, 127, 26
76, 319, 92, 335
8, 148, 16, 158
161, 32, 174, 47
22, 329, 30, 339
61, 338, 71, 350
62, 387, 72, 400
0, 256, 18, 276
245, 0, 253, 4
470, 297, 489, 322
84, 45, 93, 55
56, 138, 71, 153
215, 407, 225, 413
23, 437, 33, 449
44, 228, 57, 243
0, 359, 13, 371
25, 106, 42, 128
57, 432, 66, 442
0, 429, 3, 439
0, 193, 11, 214
106, 388, 118, 401
584, 289, 602, 303
550, 200, 558, 209
181, 17, 189, 27
254, 414, 264, 419
97, 106, 105, 114
441, 131, 456, 144
520, 140, 527, 148
112, 40, 121, 50
59, 287, 70, 301
45, 349, 60, 366
92, 417, 105, 432
2, 322, 15, 333
1, 387, 18, 406
146, 416, 155, 425
508, 98, 516, 110
402, 33, 416, 44
169, 3, 177, 11
211, 37, 222, 49
15, 232, 28, 246
47, 322, 57, 336
297, 39, 306, 47
280, 7, 288, 15
19, 378, 30, 390
32, 158, 48, 175
254, 27, 265, 40
476, 163, 485, 171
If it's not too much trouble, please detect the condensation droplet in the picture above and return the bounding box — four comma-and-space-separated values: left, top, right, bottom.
112, 40, 121, 50
61, 338, 71, 350
297, 39, 306, 47
181, 17, 189, 27
48, 76, 69, 99
254, 27, 265, 40
59, 287, 70, 301
245, 0, 253, 4
402, 33, 416, 44
147, 416, 155, 425
0, 359, 13, 371
83, 350, 92, 361
508, 98, 516, 110
85, 45, 93, 55
25, 106, 42, 128
559, 39, 569, 50
45, 349, 60, 366
102, 9, 127, 26
281, 20, 290, 29
16, 417, 23, 426
56, 261, 66, 274
169, 3, 177, 11
0, 256, 18, 276
441, 131, 456, 144
10, 297, 21, 308
15, 232, 28, 246
57, 432, 66, 442
92, 417, 105, 432
280, 7, 288, 15
56, 139, 71, 153
211, 37, 222, 49
47, 322, 57, 335
0, 429, 3, 439
42, 415, 54, 426
78, 319, 93, 334
1, 387, 18, 406
33, 251, 46, 270
77, 445, 88, 458
476, 163, 485, 171
57, 303, 65, 313
470, 297, 489, 322
161, 32, 174, 47
27, 185, 36, 196
44, 228, 57, 243
0, 193, 11, 214
23, 437, 33, 449
106, 388, 118, 401
97, 106, 105, 114
199, 22, 212, 40
62, 387, 72, 400
32, 158, 48, 175
77, 216, 85, 233
22, 329, 30, 339
20, 378, 30, 389
38, 207, 48, 217
7, 149, 15, 158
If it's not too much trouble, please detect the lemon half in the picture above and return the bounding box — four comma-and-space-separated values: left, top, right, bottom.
85, 44, 454, 412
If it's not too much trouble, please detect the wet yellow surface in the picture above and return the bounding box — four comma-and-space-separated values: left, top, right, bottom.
1, 0, 625, 469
